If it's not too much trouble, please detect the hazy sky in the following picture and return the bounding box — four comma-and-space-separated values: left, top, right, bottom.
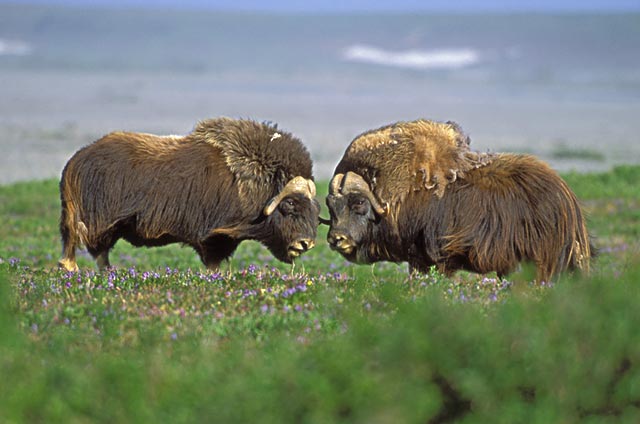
7, 0, 640, 12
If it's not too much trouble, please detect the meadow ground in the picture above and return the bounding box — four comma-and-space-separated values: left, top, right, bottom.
1, 166, 640, 422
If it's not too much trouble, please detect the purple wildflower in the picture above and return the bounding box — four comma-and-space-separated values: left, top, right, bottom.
242, 289, 257, 299
260, 304, 269, 314
282, 287, 298, 298
107, 271, 116, 289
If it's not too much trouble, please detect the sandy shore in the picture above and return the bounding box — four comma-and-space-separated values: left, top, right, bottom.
2, 70, 639, 185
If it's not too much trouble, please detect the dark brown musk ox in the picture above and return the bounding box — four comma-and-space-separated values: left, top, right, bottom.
325, 119, 594, 282
58, 117, 320, 272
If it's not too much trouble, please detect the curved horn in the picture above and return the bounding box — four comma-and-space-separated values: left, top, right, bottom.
341, 171, 389, 217
263, 176, 317, 216
329, 173, 344, 195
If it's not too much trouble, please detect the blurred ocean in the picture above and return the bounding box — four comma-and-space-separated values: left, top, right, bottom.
1, 3, 639, 182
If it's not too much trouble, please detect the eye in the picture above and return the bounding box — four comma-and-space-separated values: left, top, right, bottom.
279, 198, 297, 215
351, 198, 368, 215
350, 197, 365, 208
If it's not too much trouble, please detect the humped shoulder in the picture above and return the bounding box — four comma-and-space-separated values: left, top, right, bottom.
189, 117, 313, 187
335, 119, 495, 203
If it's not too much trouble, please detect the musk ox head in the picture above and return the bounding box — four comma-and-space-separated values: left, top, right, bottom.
261, 176, 320, 263
213, 175, 320, 264
326, 171, 388, 263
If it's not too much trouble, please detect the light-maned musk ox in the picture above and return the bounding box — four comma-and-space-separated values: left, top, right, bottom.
326, 119, 593, 282
59, 117, 320, 272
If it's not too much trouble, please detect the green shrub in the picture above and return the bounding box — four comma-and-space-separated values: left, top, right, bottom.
2, 263, 640, 422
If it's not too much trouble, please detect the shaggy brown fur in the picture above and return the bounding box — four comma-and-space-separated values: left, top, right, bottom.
59, 118, 319, 271
327, 121, 593, 282
336, 119, 494, 200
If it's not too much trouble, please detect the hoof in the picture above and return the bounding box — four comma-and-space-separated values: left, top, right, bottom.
58, 258, 79, 272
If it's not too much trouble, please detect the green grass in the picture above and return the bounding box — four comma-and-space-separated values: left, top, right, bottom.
1, 165, 640, 422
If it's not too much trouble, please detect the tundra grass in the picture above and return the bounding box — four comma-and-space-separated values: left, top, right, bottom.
1, 166, 640, 422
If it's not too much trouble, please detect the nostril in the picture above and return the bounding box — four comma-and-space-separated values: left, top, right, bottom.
328, 233, 346, 244
299, 239, 314, 250
291, 239, 315, 252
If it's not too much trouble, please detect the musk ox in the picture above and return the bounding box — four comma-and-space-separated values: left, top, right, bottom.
59, 117, 319, 272
326, 119, 593, 282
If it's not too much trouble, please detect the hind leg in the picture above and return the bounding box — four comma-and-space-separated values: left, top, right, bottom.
86, 245, 114, 271
86, 231, 118, 271
58, 212, 79, 272
87, 239, 117, 271
58, 239, 78, 272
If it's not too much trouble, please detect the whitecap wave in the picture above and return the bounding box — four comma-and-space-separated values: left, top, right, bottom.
343, 44, 480, 70
0, 39, 33, 56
